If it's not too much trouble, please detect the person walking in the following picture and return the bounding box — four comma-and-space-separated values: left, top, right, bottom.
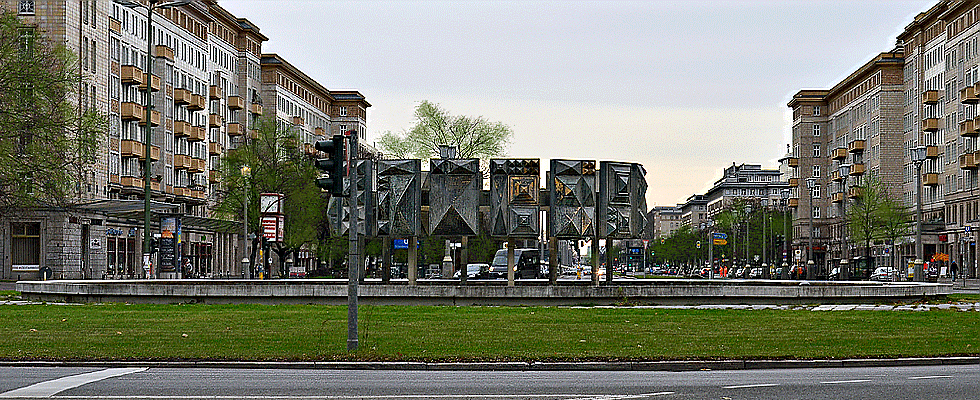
951, 261, 958, 282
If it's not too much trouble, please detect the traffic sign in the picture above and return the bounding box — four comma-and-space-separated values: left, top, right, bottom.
712, 232, 727, 240
713, 239, 727, 245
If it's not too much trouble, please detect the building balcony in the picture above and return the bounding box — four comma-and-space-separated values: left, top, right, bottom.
849, 163, 866, 176
315, 127, 326, 136
248, 129, 259, 140
109, 174, 121, 185
190, 157, 206, 173
174, 154, 191, 170
209, 170, 221, 184
188, 126, 206, 142
786, 157, 798, 168
109, 17, 121, 34
120, 102, 143, 120
137, 74, 161, 92
960, 119, 978, 137
173, 187, 187, 197
227, 96, 245, 110
831, 147, 847, 160
848, 186, 862, 199
923, 173, 939, 186
788, 198, 799, 208
831, 170, 843, 182
188, 94, 205, 111
250, 103, 263, 116
120, 139, 144, 158
304, 142, 316, 156
961, 86, 979, 104
923, 117, 940, 132
960, 153, 978, 170
155, 45, 174, 61
149, 145, 160, 161
926, 145, 940, 159
173, 120, 191, 137
209, 85, 222, 100
209, 113, 223, 128
209, 142, 223, 156
227, 122, 243, 136
923, 89, 939, 105
173, 88, 191, 105
831, 192, 844, 203
137, 110, 161, 127
847, 139, 865, 153
120, 65, 144, 86
150, 181, 161, 192
291, 116, 304, 126
120, 176, 144, 190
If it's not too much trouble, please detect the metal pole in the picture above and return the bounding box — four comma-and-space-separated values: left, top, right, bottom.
347, 148, 359, 351
915, 161, 924, 282
807, 189, 815, 280
783, 201, 789, 280
841, 176, 849, 281
142, 3, 155, 278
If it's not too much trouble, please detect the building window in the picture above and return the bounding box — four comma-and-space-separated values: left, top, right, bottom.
812, 143, 821, 157
340, 106, 348, 116
812, 165, 820, 178
10, 222, 41, 270
18, 0, 34, 14
813, 124, 821, 136
813, 207, 820, 219
813, 106, 820, 116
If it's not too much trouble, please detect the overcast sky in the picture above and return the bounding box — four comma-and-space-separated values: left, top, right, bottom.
220, 0, 931, 207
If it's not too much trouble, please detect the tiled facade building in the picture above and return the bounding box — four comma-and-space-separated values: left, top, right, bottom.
1, 0, 369, 280
788, 0, 980, 279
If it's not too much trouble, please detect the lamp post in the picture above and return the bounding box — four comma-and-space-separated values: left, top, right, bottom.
241, 165, 251, 279
838, 163, 851, 281
114, 0, 191, 277
744, 204, 752, 278
781, 189, 790, 280
762, 199, 769, 279
911, 145, 927, 282
805, 177, 818, 280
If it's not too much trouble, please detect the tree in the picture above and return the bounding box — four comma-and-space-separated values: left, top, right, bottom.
378, 100, 513, 162
213, 117, 324, 276
846, 177, 910, 276
0, 12, 106, 213
876, 185, 913, 270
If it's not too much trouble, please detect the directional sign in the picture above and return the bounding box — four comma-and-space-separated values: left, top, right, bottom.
713, 239, 728, 246
712, 232, 728, 240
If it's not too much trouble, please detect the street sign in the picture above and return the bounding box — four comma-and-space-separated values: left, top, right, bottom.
713, 239, 727, 245
393, 239, 409, 249
712, 232, 727, 240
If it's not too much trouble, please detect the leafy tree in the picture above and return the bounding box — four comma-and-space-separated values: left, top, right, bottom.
378, 100, 513, 162
876, 184, 913, 269
846, 177, 909, 275
213, 117, 324, 276
0, 12, 106, 213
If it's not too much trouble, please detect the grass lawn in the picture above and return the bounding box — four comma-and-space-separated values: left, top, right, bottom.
0, 304, 977, 362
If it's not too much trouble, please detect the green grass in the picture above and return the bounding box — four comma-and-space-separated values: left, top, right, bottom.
0, 304, 978, 362
0, 291, 19, 301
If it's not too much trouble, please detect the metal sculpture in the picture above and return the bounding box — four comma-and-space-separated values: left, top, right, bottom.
428, 158, 481, 236
376, 159, 422, 237
548, 159, 597, 238
598, 161, 647, 238
490, 159, 541, 238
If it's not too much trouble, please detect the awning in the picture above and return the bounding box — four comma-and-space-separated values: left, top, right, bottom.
75, 199, 242, 234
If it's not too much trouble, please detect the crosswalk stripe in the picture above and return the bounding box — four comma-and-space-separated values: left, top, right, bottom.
0, 367, 147, 398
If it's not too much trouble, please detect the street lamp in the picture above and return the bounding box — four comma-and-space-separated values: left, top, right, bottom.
781, 189, 790, 280
114, 0, 191, 278
744, 204, 752, 278
838, 163, 851, 281
911, 145, 928, 282
762, 199, 769, 279
241, 165, 251, 279
805, 177, 818, 280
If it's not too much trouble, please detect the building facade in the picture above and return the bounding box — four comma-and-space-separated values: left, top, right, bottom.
1, 0, 368, 280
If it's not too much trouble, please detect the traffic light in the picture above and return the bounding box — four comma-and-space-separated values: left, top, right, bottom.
314, 135, 347, 196
149, 237, 159, 254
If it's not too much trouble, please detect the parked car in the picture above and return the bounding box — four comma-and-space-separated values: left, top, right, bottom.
489, 248, 541, 279
871, 267, 897, 282
453, 263, 489, 279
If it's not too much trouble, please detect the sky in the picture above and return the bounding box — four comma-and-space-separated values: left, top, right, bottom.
220, 0, 933, 207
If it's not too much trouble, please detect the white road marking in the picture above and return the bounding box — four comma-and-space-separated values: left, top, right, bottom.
5, 395, 674, 400
908, 375, 954, 380
721, 383, 780, 389
820, 379, 871, 384
0, 368, 146, 398
566, 393, 675, 400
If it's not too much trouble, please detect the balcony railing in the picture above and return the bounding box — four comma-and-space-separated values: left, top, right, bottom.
209, 170, 221, 184
120, 65, 144, 86
188, 126, 206, 142
831, 192, 844, 203
831, 171, 843, 182
923, 173, 939, 186
849, 163, 866, 176
314, 127, 326, 136
250, 103, 263, 115
188, 94, 205, 111
120, 176, 144, 189
788, 198, 799, 208
227, 96, 245, 110
847, 140, 865, 153
831, 147, 847, 160
173, 88, 191, 105
120, 139, 143, 158
174, 154, 191, 170
960, 119, 978, 137
137, 74, 161, 92
209, 85, 222, 100
150, 145, 160, 161
227, 122, 242, 136
848, 187, 862, 198
209, 142, 223, 155
923, 89, 939, 105
190, 157, 206, 173
291, 116, 304, 126
926, 145, 940, 159
923, 117, 940, 132
137, 110, 161, 127
209, 113, 223, 128
961, 86, 979, 104
960, 153, 978, 170
173, 120, 191, 137
155, 45, 175, 61
120, 102, 143, 120
786, 157, 798, 168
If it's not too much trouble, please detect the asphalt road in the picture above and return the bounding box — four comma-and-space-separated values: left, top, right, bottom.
0, 364, 976, 399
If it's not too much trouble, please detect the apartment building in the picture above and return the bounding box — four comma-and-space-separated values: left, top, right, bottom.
0, 0, 369, 280
703, 163, 790, 220
646, 206, 683, 239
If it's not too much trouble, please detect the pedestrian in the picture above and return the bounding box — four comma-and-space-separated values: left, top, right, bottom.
951, 261, 958, 281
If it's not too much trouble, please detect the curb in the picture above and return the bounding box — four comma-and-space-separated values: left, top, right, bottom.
2, 357, 977, 371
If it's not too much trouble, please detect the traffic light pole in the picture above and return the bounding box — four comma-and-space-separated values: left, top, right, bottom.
347, 141, 359, 352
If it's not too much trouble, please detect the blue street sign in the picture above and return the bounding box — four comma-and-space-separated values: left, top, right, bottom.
712, 232, 728, 240
393, 239, 409, 249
